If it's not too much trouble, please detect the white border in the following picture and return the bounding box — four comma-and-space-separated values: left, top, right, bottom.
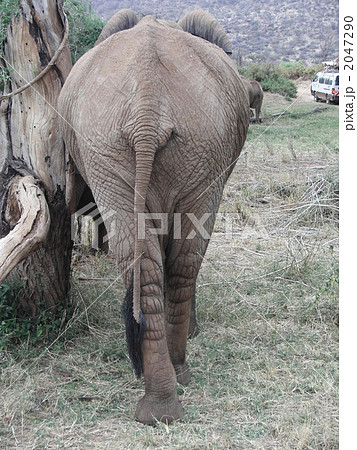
339, 0, 357, 448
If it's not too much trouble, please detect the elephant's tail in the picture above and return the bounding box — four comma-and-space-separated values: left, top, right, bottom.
131, 126, 174, 326
132, 143, 157, 325
122, 140, 157, 378
125, 124, 173, 378
123, 272, 145, 378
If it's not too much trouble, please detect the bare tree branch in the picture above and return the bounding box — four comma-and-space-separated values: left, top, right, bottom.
0, 176, 50, 284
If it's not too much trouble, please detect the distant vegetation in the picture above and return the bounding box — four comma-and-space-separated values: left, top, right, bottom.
239, 61, 324, 99
278, 61, 324, 80
240, 63, 296, 99
84, 0, 339, 65
1, 1, 329, 99
63, 1, 325, 100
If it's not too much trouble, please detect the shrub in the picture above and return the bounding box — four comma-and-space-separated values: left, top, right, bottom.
260, 72, 297, 98
0, 0, 20, 90
0, 0, 20, 44
279, 61, 306, 79
0, 281, 69, 349
279, 61, 324, 80
64, 0, 104, 63
239, 60, 327, 98
239, 62, 297, 98
239, 62, 275, 83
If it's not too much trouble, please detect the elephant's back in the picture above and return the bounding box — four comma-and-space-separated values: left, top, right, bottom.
59, 16, 250, 199
62, 16, 248, 132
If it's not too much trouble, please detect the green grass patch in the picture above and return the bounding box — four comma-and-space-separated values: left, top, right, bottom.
246, 103, 339, 156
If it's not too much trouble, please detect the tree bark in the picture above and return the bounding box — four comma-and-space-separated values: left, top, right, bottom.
0, 0, 73, 317
0, 175, 50, 281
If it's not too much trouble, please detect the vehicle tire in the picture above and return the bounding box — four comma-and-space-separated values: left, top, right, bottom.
314, 93, 319, 102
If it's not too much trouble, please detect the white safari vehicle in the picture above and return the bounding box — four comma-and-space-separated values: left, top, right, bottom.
310, 71, 339, 104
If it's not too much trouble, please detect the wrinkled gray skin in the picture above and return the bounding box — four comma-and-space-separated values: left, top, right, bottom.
59, 10, 249, 425
241, 76, 264, 123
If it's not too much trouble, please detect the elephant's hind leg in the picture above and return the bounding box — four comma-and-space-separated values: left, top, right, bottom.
165, 211, 214, 385
135, 245, 183, 425
110, 208, 183, 425
165, 267, 195, 386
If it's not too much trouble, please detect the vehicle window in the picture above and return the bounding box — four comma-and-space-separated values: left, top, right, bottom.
335, 76, 339, 86
319, 77, 324, 83
328, 79, 333, 85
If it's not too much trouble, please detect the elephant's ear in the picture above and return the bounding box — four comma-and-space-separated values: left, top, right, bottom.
95, 9, 140, 46
177, 10, 232, 54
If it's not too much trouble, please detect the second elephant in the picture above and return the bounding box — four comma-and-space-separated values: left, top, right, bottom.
241, 76, 264, 123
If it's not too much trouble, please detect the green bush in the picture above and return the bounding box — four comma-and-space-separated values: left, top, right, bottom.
0, 0, 20, 90
260, 72, 297, 99
279, 61, 306, 79
0, 281, 68, 349
279, 61, 324, 80
239, 61, 327, 98
64, 0, 104, 63
239, 61, 327, 99
239, 62, 274, 83
0, 0, 20, 44
239, 62, 297, 99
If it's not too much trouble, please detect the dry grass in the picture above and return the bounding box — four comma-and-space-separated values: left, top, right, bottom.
0, 82, 338, 449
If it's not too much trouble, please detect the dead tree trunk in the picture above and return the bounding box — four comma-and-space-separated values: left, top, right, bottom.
0, 0, 73, 317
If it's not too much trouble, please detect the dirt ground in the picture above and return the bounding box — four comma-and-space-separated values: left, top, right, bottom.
295, 80, 314, 103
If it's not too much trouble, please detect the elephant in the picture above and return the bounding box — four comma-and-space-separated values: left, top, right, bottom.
58, 9, 250, 425
241, 76, 264, 123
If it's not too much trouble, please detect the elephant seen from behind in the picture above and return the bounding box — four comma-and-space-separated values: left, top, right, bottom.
59, 9, 250, 424
241, 76, 264, 123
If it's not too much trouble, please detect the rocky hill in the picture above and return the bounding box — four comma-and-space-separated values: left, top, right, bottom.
83, 0, 339, 64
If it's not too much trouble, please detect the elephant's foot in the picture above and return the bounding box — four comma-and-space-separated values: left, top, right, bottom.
174, 361, 190, 386
135, 393, 184, 425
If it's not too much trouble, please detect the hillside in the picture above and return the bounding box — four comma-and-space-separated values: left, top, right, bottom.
84, 0, 339, 64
